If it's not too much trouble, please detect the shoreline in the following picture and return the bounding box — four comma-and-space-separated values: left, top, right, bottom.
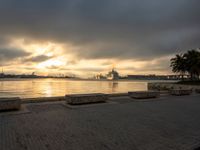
0, 77, 178, 82
1, 81, 199, 101
148, 82, 200, 91
20, 90, 185, 104
21, 93, 129, 103
21, 81, 200, 103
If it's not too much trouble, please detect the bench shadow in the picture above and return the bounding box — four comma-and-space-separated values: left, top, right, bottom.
0, 105, 30, 116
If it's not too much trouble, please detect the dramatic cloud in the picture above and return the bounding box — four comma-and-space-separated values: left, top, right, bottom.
0, 0, 199, 75
0, 48, 30, 61
23, 55, 53, 63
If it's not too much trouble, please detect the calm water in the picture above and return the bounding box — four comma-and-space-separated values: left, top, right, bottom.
0, 78, 172, 98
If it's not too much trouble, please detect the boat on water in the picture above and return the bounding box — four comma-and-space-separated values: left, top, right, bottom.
106, 68, 119, 80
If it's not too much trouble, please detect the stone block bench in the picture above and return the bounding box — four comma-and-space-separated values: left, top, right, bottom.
0, 97, 21, 111
66, 93, 108, 105
128, 91, 160, 99
170, 89, 192, 96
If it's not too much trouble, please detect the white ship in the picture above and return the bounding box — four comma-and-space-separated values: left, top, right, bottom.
106, 68, 119, 80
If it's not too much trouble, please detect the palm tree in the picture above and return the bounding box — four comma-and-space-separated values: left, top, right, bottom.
183, 49, 200, 80
170, 54, 186, 80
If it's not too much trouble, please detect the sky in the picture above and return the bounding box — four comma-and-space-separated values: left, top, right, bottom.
0, 0, 200, 77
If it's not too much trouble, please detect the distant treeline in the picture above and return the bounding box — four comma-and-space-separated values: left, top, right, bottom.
0, 74, 73, 79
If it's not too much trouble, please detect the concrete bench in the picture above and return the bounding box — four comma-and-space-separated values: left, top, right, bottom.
128, 91, 160, 99
170, 89, 192, 96
0, 97, 21, 111
66, 93, 108, 105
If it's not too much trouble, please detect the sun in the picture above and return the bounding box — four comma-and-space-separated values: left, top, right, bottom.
37, 59, 65, 69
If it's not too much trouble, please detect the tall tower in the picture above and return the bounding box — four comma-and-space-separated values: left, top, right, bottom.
0, 67, 4, 77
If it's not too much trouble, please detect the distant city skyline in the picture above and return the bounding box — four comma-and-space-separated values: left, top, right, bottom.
0, 0, 200, 77
0, 67, 187, 81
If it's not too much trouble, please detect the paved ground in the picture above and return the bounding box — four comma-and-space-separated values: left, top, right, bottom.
1, 95, 200, 150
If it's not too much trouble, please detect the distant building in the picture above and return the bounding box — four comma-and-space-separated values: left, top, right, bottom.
0, 68, 4, 78
95, 68, 120, 80
96, 73, 106, 80
106, 68, 119, 80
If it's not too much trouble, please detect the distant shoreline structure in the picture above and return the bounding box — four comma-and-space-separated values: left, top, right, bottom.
95, 68, 119, 80
0, 68, 184, 81
0, 72, 183, 81
94, 68, 182, 81
0, 73, 74, 79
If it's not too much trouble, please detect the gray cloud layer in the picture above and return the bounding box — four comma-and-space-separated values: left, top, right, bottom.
0, 48, 30, 61
23, 55, 53, 63
0, 0, 200, 60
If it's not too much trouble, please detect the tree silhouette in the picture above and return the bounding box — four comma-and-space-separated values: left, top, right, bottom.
183, 49, 200, 80
170, 49, 200, 80
170, 54, 186, 80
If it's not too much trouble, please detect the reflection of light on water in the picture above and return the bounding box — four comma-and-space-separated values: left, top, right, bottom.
108, 81, 118, 93
0, 78, 152, 98
43, 83, 53, 97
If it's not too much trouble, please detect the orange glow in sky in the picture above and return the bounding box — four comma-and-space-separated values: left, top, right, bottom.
1, 37, 172, 77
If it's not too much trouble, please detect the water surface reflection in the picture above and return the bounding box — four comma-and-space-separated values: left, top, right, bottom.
0, 78, 148, 98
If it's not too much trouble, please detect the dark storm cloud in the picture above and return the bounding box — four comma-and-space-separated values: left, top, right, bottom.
0, 0, 200, 60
